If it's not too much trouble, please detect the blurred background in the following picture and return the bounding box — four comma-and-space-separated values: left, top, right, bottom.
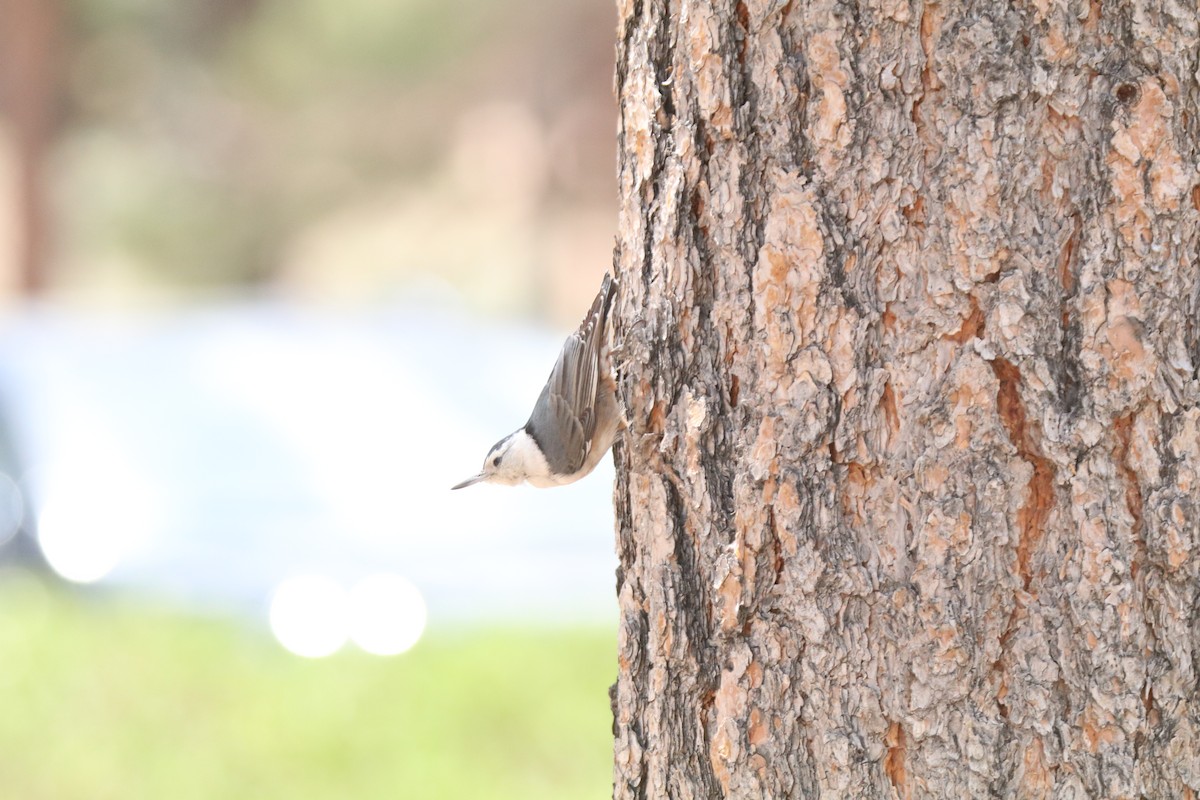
0, 0, 618, 797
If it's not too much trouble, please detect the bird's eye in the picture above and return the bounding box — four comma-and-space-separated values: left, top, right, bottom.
492, 456, 501, 467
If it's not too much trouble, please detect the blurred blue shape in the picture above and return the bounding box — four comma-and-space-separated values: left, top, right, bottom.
0, 300, 617, 624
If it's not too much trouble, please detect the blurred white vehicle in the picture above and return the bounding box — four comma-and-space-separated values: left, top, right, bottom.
0, 300, 617, 637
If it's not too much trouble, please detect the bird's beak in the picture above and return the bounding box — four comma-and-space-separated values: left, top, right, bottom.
452, 474, 485, 490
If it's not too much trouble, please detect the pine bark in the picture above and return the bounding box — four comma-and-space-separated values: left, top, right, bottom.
610, 1, 1200, 798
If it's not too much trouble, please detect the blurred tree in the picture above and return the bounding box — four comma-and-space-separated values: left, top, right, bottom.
0, 0, 64, 294
21, 0, 613, 302
611, 1, 1200, 797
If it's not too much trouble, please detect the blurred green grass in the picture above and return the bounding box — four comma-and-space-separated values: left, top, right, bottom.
0, 577, 614, 800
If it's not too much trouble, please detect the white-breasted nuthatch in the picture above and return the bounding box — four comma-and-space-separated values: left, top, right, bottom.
453, 273, 620, 489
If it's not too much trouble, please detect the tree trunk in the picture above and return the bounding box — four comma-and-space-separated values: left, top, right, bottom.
610, 1, 1200, 797
0, 0, 64, 295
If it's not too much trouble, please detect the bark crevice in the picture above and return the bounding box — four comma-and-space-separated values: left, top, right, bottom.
991, 357, 1056, 592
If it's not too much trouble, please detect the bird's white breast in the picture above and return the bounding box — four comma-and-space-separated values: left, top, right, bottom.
504, 430, 559, 486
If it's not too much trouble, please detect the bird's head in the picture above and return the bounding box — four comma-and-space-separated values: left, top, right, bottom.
452, 432, 530, 489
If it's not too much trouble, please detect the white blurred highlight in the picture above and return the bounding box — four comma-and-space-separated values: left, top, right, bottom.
36, 458, 158, 584
269, 575, 349, 658
348, 573, 427, 656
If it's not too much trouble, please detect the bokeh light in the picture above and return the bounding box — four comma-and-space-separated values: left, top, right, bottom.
269, 574, 349, 658
37, 502, 119, 584
348, 573, 427, 656
36, 467, 157, 584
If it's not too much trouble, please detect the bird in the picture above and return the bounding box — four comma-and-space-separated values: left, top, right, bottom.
453, 273, 621, 489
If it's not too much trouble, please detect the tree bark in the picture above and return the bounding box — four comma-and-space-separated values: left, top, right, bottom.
610, 1, 1200, 798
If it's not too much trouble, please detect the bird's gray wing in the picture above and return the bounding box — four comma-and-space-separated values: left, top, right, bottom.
528, 334, 595, 475
525, 275, 614, 475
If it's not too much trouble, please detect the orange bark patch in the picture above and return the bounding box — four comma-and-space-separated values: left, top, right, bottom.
881, 380, 901, 437
945, 294, 985, 344
847, 461, 873, 489
1105, 317, 1148, 389
918, 2, 942, 91
991, 358, 1056, 591
746, 660, 763, 689
751, 416, 779, 478
882, 304, 897, 333
883, 721, 909, 799
911, 0, 942, 150
1081, 705, 1122, 752
648, 400, 667, 433
1021, 739, 1051, 798
1105, 278, 1142, 319
1113, 413, 1146, 580
842, 462, 869, 525
716, 573, 742, 633
748, 707, 769, 747
901, 193, 926, 227
808, 31, 850, 151
709, 725, 734, 792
